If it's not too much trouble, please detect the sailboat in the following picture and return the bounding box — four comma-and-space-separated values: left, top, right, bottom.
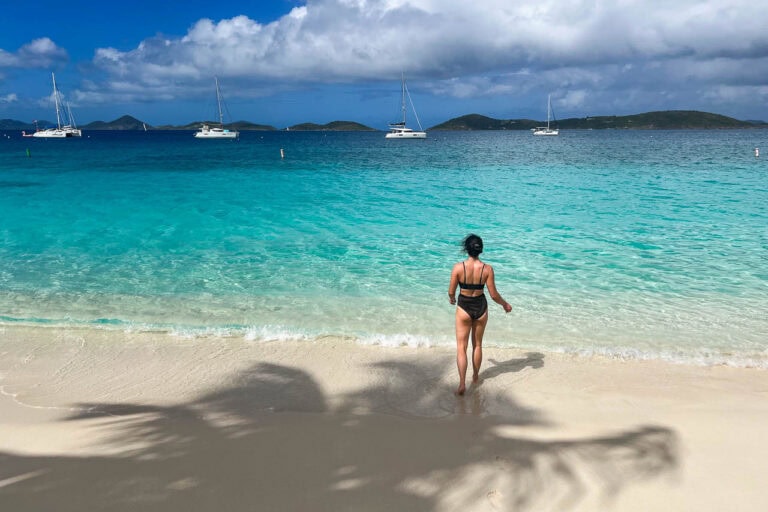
532, 94, 559, 136
194, 77, 239, 139
32, 73, 82, 138
385, 74, 426, 139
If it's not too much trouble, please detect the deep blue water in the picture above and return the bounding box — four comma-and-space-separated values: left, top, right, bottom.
1, 129, 766, 365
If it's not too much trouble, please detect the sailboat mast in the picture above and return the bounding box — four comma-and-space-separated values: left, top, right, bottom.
52, 72, 63, 129
547, 94, 551, 130
400, 73, 407, 125
215, 77, 224, 127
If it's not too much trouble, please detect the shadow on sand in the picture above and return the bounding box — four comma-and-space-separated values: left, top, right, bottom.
480, 352, 546, 380
0, 357, 677, 511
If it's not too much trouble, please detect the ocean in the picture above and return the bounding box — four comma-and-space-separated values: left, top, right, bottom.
1, 129, 766, 366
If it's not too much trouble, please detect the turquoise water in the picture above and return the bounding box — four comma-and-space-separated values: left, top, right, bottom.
1, 129, 766, 366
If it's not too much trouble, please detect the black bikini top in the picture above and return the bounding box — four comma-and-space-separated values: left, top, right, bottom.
458, 262, 485, 290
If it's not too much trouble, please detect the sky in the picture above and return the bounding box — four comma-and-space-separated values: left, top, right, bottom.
1, 0, 767, 128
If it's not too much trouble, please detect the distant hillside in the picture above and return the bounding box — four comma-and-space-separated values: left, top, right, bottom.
288, 120, 375, 131
0, 119, 55, 130
160, 120, 276, 131
82, 115, 147, 130
563, 111, 757, 129
431, 110, 762, 131
430, 114, 537, 131
228, 120, 276, 131
0, 119, 34, 130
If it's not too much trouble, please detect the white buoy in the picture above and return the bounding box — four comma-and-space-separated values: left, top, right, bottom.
280, 148, 285, 159
755, 147, 760, 158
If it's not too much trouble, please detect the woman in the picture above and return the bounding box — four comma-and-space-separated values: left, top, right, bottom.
448, 234, 512, 395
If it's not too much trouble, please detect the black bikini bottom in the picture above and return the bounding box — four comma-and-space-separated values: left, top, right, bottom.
457, 294, 488, 320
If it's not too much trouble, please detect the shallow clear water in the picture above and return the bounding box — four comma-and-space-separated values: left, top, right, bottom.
1, 129, 766, 365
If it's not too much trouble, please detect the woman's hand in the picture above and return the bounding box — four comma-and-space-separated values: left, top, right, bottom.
448, 294, 456, 305
503, 302, 512, 313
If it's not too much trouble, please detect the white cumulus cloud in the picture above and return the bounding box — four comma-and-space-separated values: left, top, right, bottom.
0, 38, 68, 68
1, 93, 19, 103
79, 0, 768, 117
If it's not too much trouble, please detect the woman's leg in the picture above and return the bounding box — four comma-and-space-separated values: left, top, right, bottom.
470, 313, 488, 382
455, 307, 472, 395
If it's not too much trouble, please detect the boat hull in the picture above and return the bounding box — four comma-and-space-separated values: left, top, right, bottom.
385, 128, 427, 139
31, 127, 82, 138
194, 126, 239, 139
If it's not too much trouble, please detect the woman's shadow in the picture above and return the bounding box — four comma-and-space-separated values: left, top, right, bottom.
479, 351, 545, 381
460, 352, 545, 417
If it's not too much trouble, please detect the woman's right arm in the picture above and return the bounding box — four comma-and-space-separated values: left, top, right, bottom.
448, 264, 459, 305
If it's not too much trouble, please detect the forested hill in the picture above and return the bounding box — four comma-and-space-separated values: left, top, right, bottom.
82, 115, 146, 130
287, 121, 375, 131
430, 111, 764, 130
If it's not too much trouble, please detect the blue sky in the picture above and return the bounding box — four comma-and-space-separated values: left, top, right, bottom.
2, 0, 767, 128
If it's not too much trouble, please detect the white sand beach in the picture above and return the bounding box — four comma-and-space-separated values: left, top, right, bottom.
1, 325, 766, 511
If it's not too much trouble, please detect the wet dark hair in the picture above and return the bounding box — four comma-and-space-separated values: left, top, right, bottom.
462, 234, 483, 257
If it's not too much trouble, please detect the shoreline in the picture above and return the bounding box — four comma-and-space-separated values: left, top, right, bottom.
1, 325, 766, 511
1, 320, 765, 369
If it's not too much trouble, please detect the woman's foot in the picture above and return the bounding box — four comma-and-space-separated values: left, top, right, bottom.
456, 383, 466, 396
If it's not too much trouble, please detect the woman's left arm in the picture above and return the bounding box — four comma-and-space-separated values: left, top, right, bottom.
486, 266, 512, 313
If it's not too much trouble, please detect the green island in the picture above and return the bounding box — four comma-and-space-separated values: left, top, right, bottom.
430, 111, 766, 130
286, 121, 375, 131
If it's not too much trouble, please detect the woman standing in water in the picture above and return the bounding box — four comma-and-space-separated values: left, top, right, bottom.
448, 234, 512, 395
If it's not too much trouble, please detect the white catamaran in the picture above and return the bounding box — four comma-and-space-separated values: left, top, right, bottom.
385, 74, 426, 139
32, 72, 81, 138
532, 94, 559, 136
194, 77, 239, 139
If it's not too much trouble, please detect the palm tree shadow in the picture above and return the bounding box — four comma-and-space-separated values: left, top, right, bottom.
0, 359, 678, 512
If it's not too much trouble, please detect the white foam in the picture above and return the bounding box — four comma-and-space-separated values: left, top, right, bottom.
2, 316, 766, 369
357, 332, 449, 348
243, 325, 313, 342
